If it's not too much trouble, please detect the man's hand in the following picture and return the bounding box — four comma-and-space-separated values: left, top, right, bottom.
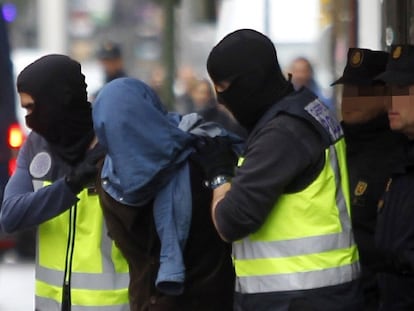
65, 143, 106, 194
191, 136, 238, 186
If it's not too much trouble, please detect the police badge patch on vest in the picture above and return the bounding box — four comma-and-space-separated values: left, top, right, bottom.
354, 181, 368, 196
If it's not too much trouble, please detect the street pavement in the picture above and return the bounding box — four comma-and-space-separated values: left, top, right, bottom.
0, 261, 35, 310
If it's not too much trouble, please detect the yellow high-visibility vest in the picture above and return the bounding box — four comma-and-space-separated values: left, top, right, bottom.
233, 139, 360, 293
35, 184, 130, 311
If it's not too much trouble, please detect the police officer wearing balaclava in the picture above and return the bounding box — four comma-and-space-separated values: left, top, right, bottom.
0, 54, 130, 311
192, 29, 363, 310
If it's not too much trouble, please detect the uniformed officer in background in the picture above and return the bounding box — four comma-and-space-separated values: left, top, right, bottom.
91, 40, 128, 101
331, 47, 407, 311
374, 44, 414, 310
375, 45, 414, 311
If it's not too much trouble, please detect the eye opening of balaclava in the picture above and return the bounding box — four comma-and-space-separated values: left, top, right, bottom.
17, 54, 94, 164
207, 29, 293, 131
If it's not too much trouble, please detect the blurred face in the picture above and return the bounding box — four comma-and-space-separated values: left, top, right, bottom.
149, 67, 165, 90
341, 84, 388, 124
100, 58, 123, 76
177, 65, 197, 93
191, 81, 213, 109
290, 59, 313, 89
388, 85, 414, 139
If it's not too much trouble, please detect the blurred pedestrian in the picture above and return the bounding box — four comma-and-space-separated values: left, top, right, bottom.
91, 40, 128, 102
92, 77, 239, 311
193, 28, 362, 311
174, 64, 198, 114
190, 78, 216, 109
288, 56, 336, 113
0, 54, 130, 311
190, 78, 247, 138
148, 65, 171, 106
97, 40, 127, 84
374, 44, 414, 310
332, 47, 408, 311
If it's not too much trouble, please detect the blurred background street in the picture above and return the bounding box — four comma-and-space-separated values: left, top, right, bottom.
3, 0, 368, 113
0, 261, 34, 310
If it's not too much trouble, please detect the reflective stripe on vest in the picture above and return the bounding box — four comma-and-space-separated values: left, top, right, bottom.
233, 139, 360, 293
35, 183, 129, 310
36, 295, 129, 311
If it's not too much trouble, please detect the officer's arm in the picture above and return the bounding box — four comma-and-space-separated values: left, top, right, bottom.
211, 115, 325, 242
0, 138, 78, 233
211, 183, 231, 242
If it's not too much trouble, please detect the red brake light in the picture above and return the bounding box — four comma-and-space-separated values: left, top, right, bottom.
8, 123, 24, 148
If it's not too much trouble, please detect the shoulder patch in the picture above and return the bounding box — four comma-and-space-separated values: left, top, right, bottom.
304, 99, 343, 141
30, 151, 52, 178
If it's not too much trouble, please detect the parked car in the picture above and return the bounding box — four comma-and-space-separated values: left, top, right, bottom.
0, 7, 36, 261
0, 4, 27, 260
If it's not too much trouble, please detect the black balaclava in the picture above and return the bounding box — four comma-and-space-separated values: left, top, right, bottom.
17, 54, 94, 164
207, 29, 293, 131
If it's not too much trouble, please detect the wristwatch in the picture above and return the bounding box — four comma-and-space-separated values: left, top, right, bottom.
206, 175, 232, 190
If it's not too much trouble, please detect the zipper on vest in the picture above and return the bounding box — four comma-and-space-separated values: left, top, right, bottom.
61, 203, 77, 311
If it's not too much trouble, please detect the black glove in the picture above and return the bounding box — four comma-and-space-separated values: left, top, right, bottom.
65, 143, 106, 194
191, 136, 238, 186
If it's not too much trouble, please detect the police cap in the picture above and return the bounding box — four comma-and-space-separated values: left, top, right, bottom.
331, 48, 389, 86
97, 40, 122, 60
375, 45, 414, 86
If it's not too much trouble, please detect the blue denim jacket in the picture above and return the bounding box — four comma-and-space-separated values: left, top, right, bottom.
93, 78, 243, 295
